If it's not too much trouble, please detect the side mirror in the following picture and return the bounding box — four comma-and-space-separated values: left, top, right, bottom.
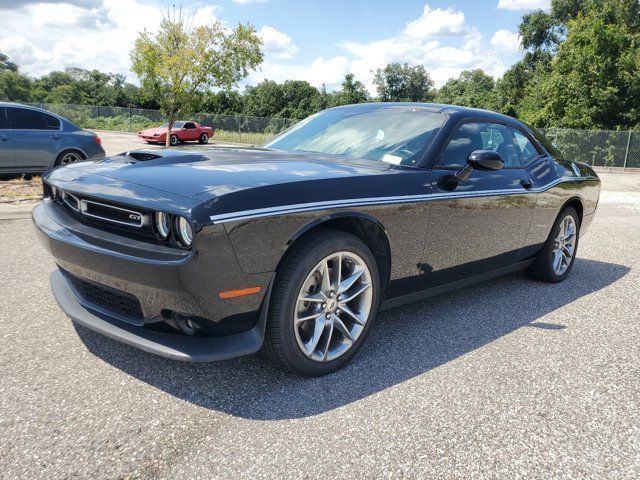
455, 150, 504, 181
468, 150, 504, 171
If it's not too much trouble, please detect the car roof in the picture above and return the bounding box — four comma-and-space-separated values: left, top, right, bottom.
328, 102, 521, 125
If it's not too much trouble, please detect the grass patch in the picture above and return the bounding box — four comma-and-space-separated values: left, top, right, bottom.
0, 176, 42, 204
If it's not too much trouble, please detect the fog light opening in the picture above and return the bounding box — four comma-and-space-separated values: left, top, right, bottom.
172, 312, 197, 335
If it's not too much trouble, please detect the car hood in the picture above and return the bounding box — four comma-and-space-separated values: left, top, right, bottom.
139, 127, 168, 135
57, 147, 394, 199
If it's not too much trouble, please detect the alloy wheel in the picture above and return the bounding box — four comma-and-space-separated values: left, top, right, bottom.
552, 215, 577, 276
60, 152, 83, 165
294, 251, 373, 362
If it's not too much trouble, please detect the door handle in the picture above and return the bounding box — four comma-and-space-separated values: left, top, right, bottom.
520, 178, 532, 189
49, 135, 62, 140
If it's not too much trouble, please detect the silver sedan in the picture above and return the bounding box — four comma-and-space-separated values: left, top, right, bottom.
0, 102, 105, 174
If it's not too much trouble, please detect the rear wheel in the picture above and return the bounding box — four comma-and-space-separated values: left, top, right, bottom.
527, 207, 580, 283
265, 230, 380, 376
55, 150, 85, 167
198, 133, 209, 144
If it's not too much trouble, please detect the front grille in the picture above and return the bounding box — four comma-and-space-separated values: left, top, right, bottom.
65, 271, 144, 321
80, 199, 143, 228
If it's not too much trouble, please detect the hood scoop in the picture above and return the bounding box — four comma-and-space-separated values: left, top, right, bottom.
126, 151, 164, 162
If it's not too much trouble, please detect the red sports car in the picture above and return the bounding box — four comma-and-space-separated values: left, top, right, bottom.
138, 121, 215, 146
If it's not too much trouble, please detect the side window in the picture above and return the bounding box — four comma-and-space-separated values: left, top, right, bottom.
184, 122, 196, 129
439, 122, 521, 167
7, 107, 48, 130
0, 107, 8, 129
43, 113, 61, 130
511, 128, 540, 165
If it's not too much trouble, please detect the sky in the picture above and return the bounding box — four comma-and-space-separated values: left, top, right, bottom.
0, 0, 551, 93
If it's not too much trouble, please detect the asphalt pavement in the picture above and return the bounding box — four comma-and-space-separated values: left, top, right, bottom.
0, 172, 638, 479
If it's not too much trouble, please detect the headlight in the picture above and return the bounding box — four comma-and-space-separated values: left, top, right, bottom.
176, 216, 193, 247
50, 185, 58, 199
153, 211, 170, 239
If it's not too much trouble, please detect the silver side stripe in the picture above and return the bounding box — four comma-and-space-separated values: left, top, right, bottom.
210, 176, 597, 224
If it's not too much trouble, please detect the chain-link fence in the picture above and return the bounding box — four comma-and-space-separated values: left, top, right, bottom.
24, 103, 298, 145
541, 128, 640, 168
16, 103, 640, 167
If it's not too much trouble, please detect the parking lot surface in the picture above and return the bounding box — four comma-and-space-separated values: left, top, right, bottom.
0, 173, 638, 479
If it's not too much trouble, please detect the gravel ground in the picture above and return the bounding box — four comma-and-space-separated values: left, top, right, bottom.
0, 173, 638, 479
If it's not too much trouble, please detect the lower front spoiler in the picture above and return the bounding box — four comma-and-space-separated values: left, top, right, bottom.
51, 269, 270, 362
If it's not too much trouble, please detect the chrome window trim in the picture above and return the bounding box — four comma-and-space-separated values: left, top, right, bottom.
209, 176, 598, 224
79, 199, 144, 228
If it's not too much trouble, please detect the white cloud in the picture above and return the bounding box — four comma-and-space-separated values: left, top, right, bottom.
257, 26, 298, 59
497, 0, 550, 11
0, 0, 221, 80
402, 4, 465, 39
490, 29, 521, 53
232, 0, 267, 3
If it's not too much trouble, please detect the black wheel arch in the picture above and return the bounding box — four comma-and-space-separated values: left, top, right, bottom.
277, 212, 392, 295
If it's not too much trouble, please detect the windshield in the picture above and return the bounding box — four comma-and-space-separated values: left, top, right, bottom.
264, 106, 446, 166
160, 121, 185, 128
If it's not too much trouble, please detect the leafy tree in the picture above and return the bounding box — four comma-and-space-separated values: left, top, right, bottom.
331, 73, 369, 106
0, 52, 18, 72
435, 69, 496, 110
522, 0, 640, 128
373, 63, 435, 102
131, 7, 262, 146
0, 71, 32, 101
242, 80, 286, 117
201, 90, 244, 115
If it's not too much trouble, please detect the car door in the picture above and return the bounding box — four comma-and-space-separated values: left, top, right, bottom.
7, 107, 62, 170
420, 120, 538, 288
0, 107, 16, 170
183, 122, 198, 141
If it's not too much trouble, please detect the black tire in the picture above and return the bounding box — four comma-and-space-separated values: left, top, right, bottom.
264, 229, 380, 376
54, 149, 85, 167
526, 207, 580, 283
198, 133, 209, 144
169, 134, 179, 146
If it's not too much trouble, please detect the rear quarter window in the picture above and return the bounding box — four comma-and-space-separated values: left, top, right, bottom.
8, 107, 60, 130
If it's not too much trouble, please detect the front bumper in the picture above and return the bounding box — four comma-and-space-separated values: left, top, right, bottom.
33, 200, 273, 361
50, 269, 269, 361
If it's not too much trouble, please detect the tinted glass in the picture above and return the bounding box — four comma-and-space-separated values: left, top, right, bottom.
160, 121, 185, 128
43, 113, 61, 130
511, 128, 540, 164
265, 107, 446, 166
184, 122, 196, 129
8, 107, 60, 130
0, 107, 8, 129
440, 122, 521, 167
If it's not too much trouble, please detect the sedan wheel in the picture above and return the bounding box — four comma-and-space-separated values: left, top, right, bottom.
56, 150, 84, 167
265, 230, 380, 376
527, 206, 580, 283
199, 133, 209, 144
170, 134, 179, 146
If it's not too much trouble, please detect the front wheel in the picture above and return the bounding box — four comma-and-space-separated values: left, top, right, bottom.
198, 133, 209, 144
265, 230, 380, 376
527, 207, 580, 283
169, 134, 179, 146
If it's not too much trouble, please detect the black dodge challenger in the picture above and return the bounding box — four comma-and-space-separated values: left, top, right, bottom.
33, 103, 600, 376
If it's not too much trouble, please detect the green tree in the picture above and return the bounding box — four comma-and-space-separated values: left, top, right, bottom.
522, 0, 640, 128
0, 71, 32, 101
242, 80, 286, 117
435, 69, 496, 110
331, 73, 369, 106
0, 52, 18, 72
131, 7, 262, 146
373, 63, 435, 102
